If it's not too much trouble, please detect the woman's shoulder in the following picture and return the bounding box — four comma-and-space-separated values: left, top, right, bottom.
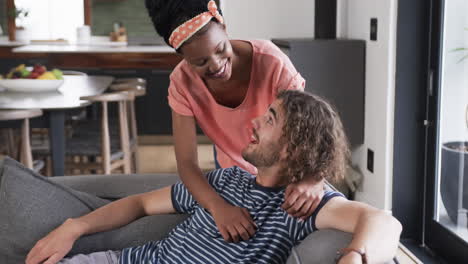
249, 39, 287, 59
170, 60, 190, 77
246, 39, 291, 71
245, 40, 297, 79
169, 60, 198, 86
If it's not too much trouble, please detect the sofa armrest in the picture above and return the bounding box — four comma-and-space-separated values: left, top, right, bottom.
287, 230, 396, 264
286, 229, 351, 264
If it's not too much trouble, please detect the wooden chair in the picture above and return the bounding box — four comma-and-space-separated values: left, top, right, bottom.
72, 91, 135, 174
66, 77, 146, 174
35, 92, 134, 175
109, 82, 146, 173
0, 109, 43, 170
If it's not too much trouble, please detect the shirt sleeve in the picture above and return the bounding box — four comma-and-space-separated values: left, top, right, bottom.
284, 72, 305, 91
171, 182, 196, 214
273, 48, 306, 92
167, 77, 194, 117
170, 168, 229, 214
205, 168, 228, 189
287, 191, 345, 244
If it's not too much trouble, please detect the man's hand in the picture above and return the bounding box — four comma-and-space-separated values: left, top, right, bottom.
282, 178, 324, 220
210, 201, 257, 243
26, 219, 84, 264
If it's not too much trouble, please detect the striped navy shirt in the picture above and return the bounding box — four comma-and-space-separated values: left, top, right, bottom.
120, 166, 343, 264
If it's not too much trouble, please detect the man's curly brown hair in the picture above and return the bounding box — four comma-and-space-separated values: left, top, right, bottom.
277, 90, 350, 183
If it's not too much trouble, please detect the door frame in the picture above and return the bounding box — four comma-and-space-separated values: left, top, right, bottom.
393, 0, 431, 242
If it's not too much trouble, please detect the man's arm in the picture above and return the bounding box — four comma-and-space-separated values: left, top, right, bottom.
74, 186, 175, 235
315, 197, 402, 263
26, 186, 174, 264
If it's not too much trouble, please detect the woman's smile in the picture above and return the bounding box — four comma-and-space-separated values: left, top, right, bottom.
207, 60, 228, 79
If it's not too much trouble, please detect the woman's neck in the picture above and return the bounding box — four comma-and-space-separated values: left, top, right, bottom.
229, 40, 253, 83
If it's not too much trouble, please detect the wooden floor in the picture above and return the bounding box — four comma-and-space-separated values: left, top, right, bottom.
396, 244, 424, 264
138, 144, 215, 174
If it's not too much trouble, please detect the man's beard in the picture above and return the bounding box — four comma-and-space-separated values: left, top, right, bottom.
242, 141, 282, 168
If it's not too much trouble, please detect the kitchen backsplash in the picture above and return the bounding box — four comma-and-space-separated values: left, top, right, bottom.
92, 0, 158, 38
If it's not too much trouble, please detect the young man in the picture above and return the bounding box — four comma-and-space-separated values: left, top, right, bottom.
26, 90, 402, 264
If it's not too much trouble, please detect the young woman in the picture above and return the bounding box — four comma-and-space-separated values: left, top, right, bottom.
145, 0, 324, 242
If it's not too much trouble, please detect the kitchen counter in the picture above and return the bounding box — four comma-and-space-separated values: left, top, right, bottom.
12, 44, 175, 53
0, 37, 28, 47
0, 41, 181, 69
0, 35, 174, 53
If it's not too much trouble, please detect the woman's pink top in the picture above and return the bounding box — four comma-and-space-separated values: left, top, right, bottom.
168, 39, 305, 174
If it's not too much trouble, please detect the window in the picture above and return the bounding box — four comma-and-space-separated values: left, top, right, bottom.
15, 0, 84, 41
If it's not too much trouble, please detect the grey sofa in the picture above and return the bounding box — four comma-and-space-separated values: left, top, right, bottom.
0, 157, 395, 264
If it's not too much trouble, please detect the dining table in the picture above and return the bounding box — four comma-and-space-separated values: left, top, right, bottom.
0, 75, 114, 176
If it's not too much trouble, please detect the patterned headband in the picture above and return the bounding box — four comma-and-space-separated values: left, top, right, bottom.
169, 0, 224, 50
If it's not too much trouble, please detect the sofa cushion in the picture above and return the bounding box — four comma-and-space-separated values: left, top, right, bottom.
0, 157, 187, 264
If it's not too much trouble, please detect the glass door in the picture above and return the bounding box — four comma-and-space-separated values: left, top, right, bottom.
425, 0, 468, 261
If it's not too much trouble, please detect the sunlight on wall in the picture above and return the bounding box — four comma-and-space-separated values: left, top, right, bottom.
15, 0, 84, 41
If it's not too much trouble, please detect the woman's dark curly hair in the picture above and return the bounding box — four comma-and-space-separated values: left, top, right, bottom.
145, 0, 223, 47
277, 90, 350, 184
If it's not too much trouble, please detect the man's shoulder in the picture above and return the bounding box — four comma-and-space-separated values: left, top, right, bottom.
209, 166, 253, 181
310, 191, 345, 226
286, 191, 345, 223
206, 166, 253, 189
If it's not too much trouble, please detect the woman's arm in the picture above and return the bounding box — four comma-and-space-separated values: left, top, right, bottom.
282, 177, 324, 219
315, 197, 402, 263
172, 111, 223, 213
172, 111, 256, 242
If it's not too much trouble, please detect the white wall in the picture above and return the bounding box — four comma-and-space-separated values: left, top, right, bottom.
338, 0, 398, 210
222, 0, 315, 39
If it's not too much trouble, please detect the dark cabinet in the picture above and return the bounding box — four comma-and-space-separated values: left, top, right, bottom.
272, 39, 365, 147
138, 70, 172, 135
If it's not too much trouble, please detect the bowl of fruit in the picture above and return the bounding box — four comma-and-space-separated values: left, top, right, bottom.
0, 64, 64, 92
